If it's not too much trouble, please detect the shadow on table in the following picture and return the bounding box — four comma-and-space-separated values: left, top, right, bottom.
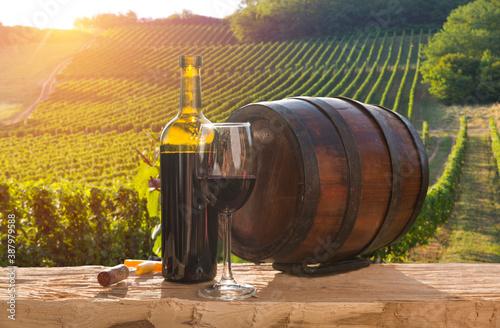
95, 281, 129, 299
156, 264, 448, 303
160, 278, 216, 300
255, 264, 446, 303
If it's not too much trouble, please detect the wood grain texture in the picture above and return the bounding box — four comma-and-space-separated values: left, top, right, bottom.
1, 263, 499, 327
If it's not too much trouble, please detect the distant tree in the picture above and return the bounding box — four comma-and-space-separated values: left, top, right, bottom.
125, 10, 138, 22
421, 0, 500, 104
73, 17, 92, 29
76, 9, 226, 28
73, 10, 139, 29
139, 17, 153, 24
93, 11, 138, 29
154, 11, 227, 26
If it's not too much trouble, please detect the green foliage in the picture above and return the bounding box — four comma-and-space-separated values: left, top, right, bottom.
371, 117, 468, 262
0, 130, 150, 185
340, 34, 380, 97
0, 180, 154, 267
132, 130, 162, 256
352, 32, 389, 100
423, 53, 481, 104
364, 32, 397, 104
380, 31, 406, 107
421, 0, 500, 104
408, 41, 422, 121
229, 0, 471, 42
422, 121, 430, 147
478, 51, 500, 101
393, 30, 415, 113
489, 117, 500, 177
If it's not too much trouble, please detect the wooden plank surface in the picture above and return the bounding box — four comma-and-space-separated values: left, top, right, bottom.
1, 263, 499, 327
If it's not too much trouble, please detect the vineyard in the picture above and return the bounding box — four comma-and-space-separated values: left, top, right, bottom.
0, 23, 499, 265
0, 25, 429, 185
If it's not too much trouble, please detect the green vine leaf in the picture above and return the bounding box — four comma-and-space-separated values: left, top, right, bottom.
133, 162, 159, 199
147, 190, 160, 218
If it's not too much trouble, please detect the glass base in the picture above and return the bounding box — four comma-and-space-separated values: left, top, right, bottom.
198, 282, 257, 300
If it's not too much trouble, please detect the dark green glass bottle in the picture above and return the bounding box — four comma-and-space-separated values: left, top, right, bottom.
159, 55, 217, 282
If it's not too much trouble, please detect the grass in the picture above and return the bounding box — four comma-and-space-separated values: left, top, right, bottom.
427, 134, 454, 185
0, 29, 93, 124
414, 97, 458, 130
0, 103, 23, 122
414, 93, 500, 131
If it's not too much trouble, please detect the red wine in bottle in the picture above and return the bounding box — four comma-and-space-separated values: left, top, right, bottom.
161, 152, 217, 282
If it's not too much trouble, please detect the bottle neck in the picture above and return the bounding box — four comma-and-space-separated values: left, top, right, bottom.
179, 65, 202, 116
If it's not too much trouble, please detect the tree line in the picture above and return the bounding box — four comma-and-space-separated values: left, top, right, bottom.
73, 10, 227, 29
229, 0, 473, 42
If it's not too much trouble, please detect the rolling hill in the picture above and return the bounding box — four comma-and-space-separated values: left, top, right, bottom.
0, 24, 429, 185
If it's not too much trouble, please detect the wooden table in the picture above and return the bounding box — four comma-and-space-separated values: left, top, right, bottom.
1, 263, 499, 327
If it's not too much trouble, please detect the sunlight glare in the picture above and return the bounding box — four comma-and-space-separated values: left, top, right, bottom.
0, 0, 239, 30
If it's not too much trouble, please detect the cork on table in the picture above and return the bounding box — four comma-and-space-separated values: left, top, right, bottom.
0, 263, 499, 327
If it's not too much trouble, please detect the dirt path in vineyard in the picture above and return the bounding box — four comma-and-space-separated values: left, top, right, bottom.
409, 130, 500, 262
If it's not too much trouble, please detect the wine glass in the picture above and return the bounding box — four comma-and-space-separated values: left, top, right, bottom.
196, 122, 257, 300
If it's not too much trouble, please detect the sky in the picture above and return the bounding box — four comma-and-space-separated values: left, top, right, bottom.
0, 0, 241, 30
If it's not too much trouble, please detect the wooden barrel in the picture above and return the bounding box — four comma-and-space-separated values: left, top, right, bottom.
226, 97, 429, 266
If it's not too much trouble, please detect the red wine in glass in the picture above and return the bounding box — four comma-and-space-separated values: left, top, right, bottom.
198, 175, 256, 213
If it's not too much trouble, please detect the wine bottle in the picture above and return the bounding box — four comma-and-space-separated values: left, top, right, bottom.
160, 55, 218, 282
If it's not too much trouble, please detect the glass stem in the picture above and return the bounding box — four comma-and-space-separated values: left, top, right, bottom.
219, 211, 236, 285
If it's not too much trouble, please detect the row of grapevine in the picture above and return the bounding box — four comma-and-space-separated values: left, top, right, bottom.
337, 33, 383, 97
210, 28, 415, 121
407, 44, 422, 121
101, 24, 238, 47
364, 32, 398, 104
489, 118, 500, 176
311, 36, 339, 67
0, 180, 153, 267
332, 35, 375, 97
352, 32, 389, 100
422, 121, 429, 147
326, 63, 359, 97
392, 30, 417, 113
324, 35, 350, 67
0, 130, 150, 185
210, 35, 378, 119
253, 41, 290, 71
376, 117, 468, 262
379, 31, 406, 107
209, 68, 296, 120
407, 29, 433, 121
